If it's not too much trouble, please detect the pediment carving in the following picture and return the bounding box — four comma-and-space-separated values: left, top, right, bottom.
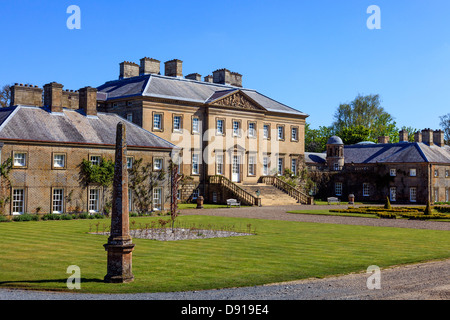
212, 91, 264, 111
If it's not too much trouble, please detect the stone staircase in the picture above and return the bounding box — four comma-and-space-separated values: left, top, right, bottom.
238, 183, 300, 206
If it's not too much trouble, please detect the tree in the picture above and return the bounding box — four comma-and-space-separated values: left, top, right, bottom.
0, 85, 11, 108
331, 94, 398, 143
128, 158, 166, 215
80, 157, 115, 214
439, 113, 450, 144
305, 123, 334, 153
339, 125, 370, 145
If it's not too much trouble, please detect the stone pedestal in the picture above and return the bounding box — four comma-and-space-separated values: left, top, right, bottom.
104, 122, 135, 283
104, 242, 135, 283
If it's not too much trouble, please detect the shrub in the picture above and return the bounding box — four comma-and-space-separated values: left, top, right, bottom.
76, 212, 90, 219
376, 212, 397, 219
0, 215, 9, 222
424, 200, 433, 215
42, 213, 61, 221
13, 214, 39, 222
384, 197, 391, 210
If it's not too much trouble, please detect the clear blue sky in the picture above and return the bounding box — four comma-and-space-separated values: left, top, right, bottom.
1, 0, 450, 131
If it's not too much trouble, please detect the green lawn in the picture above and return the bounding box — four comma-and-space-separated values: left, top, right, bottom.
0, 215, 449, 294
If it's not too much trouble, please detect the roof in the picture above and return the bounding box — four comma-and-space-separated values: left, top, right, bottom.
343, 142, 450, 164
97, 74, 308, 117
0, 106, 176, 150
327, 136, 343, 145
305, 142, 450, 165
305, 152, 326, 164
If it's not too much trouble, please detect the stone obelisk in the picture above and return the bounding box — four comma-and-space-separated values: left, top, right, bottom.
104, 122, 135, 283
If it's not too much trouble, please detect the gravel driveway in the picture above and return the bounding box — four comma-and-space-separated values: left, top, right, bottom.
1, 204, 449, 300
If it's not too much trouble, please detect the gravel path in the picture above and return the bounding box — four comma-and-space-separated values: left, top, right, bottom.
1, 259, 448, 300
1, 204, 449, 300
182, 204, 450, 231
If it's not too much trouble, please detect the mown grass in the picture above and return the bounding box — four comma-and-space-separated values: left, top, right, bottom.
0, 215, 449, 294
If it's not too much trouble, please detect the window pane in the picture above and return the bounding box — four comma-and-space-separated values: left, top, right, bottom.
173, 116, 181, 131
192, 118, 199, 133
90, 156, 100, 166
12, 189, 24, 214
14, 153, 26, 167
153, 188, 162, 210
192, 154, 199, 174
216, 154, 223, 175
217, 120, 224, 134
89, 189, 99, 212
54, 154, 65, 168
52, 189, 64, 213
335, 183, 342, 196
154, 114, 162, 129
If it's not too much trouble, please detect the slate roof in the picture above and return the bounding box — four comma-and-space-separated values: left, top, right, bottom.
97, 74, 308, 116
0, 106, 176, 150
305, 152, 326, 164
306, 142, 450, 165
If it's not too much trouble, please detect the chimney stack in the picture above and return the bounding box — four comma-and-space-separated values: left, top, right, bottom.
378, 136, 389, 144
164, 59, 183, 77
139, 57, 160, 75
421, 128, 434, 146
119, 61, 139, 79
10, 83, 43, 107
212, 69, 243, 87
433, 129, 445, 147
44, 82, 64, 113
204, 75, 213, 83
185, 73, 202, 81
399, 129, 409, 142
414, 131, 422, 143
79, 86, 98, 117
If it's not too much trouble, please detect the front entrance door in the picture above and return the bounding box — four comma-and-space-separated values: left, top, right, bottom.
232, 155, 241, 182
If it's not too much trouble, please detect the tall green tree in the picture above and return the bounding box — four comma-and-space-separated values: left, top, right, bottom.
305, 123, 334, 153
339, 125, 370, 145
331, 94, 398, 143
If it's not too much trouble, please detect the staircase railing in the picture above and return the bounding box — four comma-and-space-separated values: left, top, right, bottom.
208, 175, 260, 206
260, 176, 313, 204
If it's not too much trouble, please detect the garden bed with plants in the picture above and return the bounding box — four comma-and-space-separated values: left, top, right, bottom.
329, 204, 450, 220
90, 218, 256, 241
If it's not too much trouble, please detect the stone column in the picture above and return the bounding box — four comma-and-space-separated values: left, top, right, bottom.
104, 122, 135, 283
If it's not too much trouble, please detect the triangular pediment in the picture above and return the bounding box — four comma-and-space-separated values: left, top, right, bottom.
207, 90, 266, 111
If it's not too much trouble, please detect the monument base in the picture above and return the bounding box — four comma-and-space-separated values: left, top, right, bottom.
104, 243, 135, 283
